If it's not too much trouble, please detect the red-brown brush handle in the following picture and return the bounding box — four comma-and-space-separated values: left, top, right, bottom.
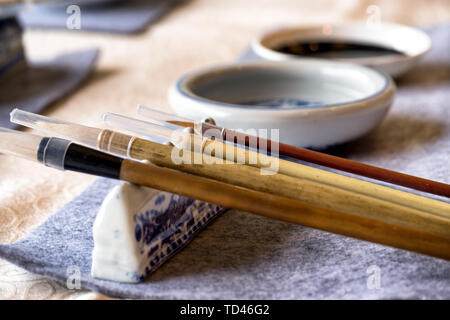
200, 123, 450, 198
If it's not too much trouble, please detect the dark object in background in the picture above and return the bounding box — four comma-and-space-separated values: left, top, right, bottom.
19, 0, 178, 34
0, 15, 26, 77
0, 48, 99, 129
0, 15, 99, 130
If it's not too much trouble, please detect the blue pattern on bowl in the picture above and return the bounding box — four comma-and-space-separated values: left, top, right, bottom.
239, 98, 323, 109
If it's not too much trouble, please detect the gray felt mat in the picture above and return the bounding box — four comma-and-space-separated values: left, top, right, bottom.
18, 0, 178, 34
0, 24, 448, 299
0, 48, 99, 129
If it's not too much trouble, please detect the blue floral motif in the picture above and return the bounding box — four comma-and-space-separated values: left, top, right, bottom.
154, 194, 166, 206
130, 193, 226, 282
134, 224, 142, 242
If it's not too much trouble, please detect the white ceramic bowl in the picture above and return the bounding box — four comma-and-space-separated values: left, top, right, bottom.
252, 22, 431, 77
168, 60, 395, 148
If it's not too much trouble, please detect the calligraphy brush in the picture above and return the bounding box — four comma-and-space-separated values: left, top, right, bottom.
100, 111, 450, 219
9, 109, 450, 237
136, 105, 450, 198
2, 126, 450, 260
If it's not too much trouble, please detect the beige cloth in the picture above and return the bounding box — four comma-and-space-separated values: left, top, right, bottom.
0, 0, 449, 300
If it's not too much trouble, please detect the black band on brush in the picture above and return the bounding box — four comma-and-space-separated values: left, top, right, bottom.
64, 143, 123, 180
37, 137, 123, 180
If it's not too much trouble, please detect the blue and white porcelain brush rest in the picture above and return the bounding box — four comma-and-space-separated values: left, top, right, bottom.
91, 181, 224, 283
168, 59, 395, 149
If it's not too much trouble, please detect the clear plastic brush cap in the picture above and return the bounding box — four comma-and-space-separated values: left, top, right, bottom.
0, 127, 43, 162
136, 105, 207, 134
102, 112, 187, 146
10, 108, 102, 148
137, 105, 192, 127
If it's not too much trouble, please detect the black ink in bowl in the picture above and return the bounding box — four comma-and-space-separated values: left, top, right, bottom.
274, 41, 406, 59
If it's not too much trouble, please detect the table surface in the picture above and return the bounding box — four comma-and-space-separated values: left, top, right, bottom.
0, 0, 449, 300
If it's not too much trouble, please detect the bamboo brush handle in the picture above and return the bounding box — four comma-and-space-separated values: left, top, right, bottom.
277, 140, 450, 197
129, 138, 450, 237
120, 159, 450, 260
97, 129, 449, 218
200, 123, 450, 198
201, 138, 450, 219
96, 130, 450, 234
